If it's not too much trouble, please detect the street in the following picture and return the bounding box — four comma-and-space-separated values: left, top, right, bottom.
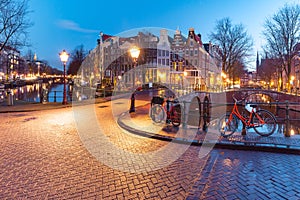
0, 99, 300, 199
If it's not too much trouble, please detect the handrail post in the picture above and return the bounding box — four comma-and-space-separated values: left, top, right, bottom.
202, 96, 210, 132
284, 100, 290, 137
166, 99, 171, 124
54, 91, 57, 102
275, 100, 279, 117
198, 99, 202, 131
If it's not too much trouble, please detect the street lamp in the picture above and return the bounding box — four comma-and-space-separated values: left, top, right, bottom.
129, 46, 140, 89
59, 49, 69, 105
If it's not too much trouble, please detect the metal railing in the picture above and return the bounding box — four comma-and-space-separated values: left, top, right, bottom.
42, 90, 72, 103
177, 100, 300, 137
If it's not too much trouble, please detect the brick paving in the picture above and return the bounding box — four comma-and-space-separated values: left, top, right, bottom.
0, 102, 209, 199
0, 99, 300, 199
187, 150, 300, 200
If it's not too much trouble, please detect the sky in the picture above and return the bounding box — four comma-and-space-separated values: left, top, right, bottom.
27, 0, 300, 71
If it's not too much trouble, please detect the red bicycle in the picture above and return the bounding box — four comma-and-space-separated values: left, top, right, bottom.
219, 95, 277, 137
150, 96, 181, 127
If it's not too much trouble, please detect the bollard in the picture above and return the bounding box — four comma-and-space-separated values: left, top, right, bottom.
284, 100, 290, 137
129, 92, 135, 113
7, 90, 13, 106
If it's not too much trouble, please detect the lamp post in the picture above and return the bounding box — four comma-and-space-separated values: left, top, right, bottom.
59, 50, 69, 105
129, 46, 140, 89
129, 46, 140, 113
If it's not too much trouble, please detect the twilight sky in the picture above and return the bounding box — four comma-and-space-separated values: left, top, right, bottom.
27, 0, 300, 70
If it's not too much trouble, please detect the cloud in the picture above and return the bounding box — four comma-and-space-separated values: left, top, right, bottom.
57, 19, 99, 33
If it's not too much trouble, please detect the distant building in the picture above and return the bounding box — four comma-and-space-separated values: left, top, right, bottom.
256, 45, 300, 92
0, 44, 21, 81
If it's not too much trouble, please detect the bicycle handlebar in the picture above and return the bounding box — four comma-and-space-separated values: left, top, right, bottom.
232, 94, 245, 103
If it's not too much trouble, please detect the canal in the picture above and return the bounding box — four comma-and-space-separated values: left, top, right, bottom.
12, 83, 73, 103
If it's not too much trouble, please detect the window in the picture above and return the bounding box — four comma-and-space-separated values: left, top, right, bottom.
158, 59, 161, 65
173, 53, 176, 59
166, 50, 169, 56
190, 41, 193, 46
162, 50, 165, 57
105, 70, 111, 76
195, 50, 198, 55
190, 50, 194, 56
158, 49, 161, 57
179, 50, 183, 58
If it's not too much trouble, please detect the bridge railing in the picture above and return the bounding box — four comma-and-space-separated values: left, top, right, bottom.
179, 100, 300, 137
41, 90, 73, 103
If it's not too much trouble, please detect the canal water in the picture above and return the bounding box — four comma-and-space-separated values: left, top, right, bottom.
12, 83, 72, 103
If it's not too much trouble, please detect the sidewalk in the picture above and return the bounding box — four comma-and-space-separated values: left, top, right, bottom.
0, 97, 110, 113
118, 103, 300, 154
2, 97, 300, 154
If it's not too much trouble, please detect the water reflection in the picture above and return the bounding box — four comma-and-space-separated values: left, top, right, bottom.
12, 83, 72, 103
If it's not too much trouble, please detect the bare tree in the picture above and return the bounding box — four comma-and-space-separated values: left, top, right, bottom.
257, 54, 281, 85
263, 3, 300, 91
209, 17, 253, 79
0, 0, 32, 51
67, 45, 87, 75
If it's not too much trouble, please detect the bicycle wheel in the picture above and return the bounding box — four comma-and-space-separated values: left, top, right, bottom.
253, 109, 276, 136
150, 104, 165, 123
171, 105, 181, 127
218, 114, 238, 137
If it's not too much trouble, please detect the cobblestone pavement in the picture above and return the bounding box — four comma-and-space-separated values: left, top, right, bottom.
0, 99, 300, 199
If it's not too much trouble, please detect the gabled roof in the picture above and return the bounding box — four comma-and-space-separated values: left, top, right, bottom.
101, 33, 113, 42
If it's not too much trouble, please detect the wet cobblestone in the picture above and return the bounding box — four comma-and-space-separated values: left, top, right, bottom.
0, 99, 299, 199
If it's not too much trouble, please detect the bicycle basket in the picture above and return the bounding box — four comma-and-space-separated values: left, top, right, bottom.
151, 96, 164, 105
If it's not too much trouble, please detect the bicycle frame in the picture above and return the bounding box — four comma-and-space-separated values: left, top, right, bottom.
165, 99, 179, 122
228, 101, 265, 128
